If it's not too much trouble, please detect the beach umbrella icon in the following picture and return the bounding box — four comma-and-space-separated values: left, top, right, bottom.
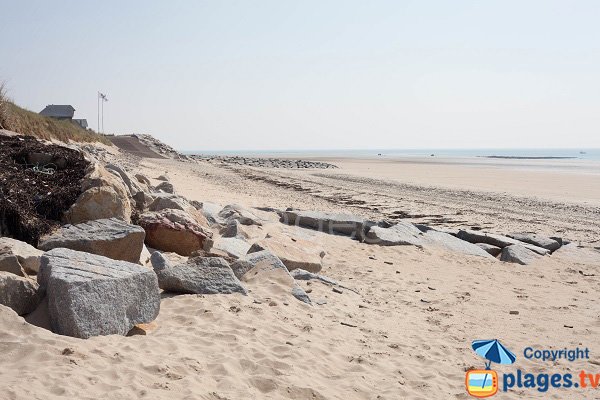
472, 339, 516, 369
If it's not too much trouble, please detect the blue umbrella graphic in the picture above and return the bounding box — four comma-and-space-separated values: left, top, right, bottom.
471, 339, 516, 389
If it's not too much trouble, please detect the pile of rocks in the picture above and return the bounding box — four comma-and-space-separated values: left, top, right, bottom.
194, 155, 338, 169
0, 140, 322, 339
278, 209, 570, 265
0, 133, 594, 343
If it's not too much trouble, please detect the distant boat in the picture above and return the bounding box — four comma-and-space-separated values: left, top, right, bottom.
580, 151, 587, 154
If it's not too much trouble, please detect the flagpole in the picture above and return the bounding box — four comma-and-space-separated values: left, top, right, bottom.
97, 91, 100, 133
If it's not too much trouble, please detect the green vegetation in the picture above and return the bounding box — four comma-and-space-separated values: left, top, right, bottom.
0, 84, 110, 144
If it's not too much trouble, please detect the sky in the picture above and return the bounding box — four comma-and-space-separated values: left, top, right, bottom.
1, 0, 599, 151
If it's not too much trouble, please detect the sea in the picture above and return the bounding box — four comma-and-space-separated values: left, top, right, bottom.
184, 148, 600, 161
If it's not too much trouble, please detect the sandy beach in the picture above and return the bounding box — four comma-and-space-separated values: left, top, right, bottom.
1, 145, 599, 400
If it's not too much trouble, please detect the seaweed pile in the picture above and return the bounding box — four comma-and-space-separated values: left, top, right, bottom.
0, 135, 88, 245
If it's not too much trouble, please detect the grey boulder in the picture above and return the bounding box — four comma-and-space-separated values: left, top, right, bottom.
0, 272, 42, 315
365, 222, 423, 247
457, 230, 550, 255
508, 233, 561, 252
156, 257, 247, 295
500, 245, 541, 265
150, 251, 172, 272
38, 218, 146, 263
279, 209, 372, 240
38, 248, 160, 339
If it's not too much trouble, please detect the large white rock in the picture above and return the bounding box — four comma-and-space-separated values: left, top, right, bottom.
38, 248, 160, 338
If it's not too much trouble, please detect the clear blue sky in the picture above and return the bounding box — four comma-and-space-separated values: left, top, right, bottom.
1, 1, 599, 150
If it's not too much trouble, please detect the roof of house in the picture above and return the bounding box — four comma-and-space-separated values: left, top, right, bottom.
39, 104, 76, 118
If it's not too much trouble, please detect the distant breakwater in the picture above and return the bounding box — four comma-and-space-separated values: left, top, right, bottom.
191, 155, 338, 169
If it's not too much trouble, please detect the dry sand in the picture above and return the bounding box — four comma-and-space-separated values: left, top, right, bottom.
1, 153, 599, 399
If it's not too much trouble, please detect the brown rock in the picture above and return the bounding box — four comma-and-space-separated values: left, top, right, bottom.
138, 209, 212, 256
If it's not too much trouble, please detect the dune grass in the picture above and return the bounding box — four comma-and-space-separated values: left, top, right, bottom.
0, 84, 110, 144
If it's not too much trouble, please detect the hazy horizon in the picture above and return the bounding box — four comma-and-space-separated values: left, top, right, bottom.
2, 1, 600, 150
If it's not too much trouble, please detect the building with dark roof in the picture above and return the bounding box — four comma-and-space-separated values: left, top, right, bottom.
39, 104, 76, 119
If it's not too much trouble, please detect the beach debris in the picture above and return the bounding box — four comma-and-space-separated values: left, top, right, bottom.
0, 136, 89, 245
0, 237, 43, 275
476, 243, 502, 257
290, 269, 339, 286
155, 257, 247, 295
127, 322, 158, 336
340, 321, 357, 328
238, 250, 311, 304
279, 209, 373, 240
332, 287, 343, 294
138, 208, 212, 256
38, 218, 145, 263
509, 311, 519, 315
0, 271, 41, 315
500, 244, 541, 265
156, 174, 170, 181
290, 269, 360, 294
248, 233, 324, 273
38, 248, 160, 339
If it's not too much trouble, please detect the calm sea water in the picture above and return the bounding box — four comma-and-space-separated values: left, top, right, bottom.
184, 148, 600, 161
